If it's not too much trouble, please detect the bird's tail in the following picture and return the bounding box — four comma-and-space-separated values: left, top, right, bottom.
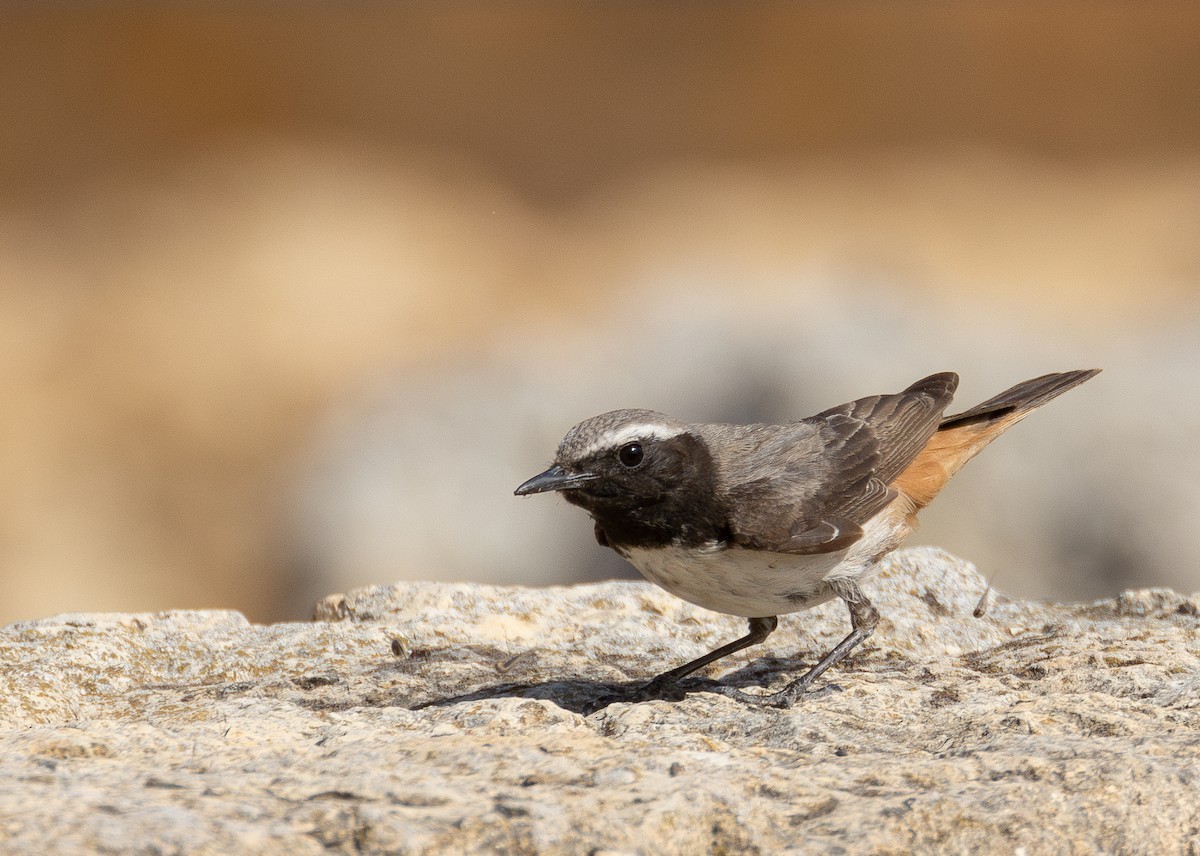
893, 369, 1100, 510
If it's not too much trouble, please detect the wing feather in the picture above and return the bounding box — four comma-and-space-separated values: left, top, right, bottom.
717, 372, 958, 554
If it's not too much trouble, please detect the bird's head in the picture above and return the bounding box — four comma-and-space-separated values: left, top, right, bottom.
514, 409, 715, 517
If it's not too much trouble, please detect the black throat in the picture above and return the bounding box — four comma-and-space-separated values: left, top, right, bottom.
564, 433, 732, 551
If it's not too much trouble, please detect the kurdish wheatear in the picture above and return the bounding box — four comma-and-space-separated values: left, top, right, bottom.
516, 369, 1099, 707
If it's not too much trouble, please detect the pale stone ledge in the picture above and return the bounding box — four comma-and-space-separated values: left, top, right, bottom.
2, 547, 1198, 854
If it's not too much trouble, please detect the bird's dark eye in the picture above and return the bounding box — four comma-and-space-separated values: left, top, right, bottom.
618, 442, 644, 467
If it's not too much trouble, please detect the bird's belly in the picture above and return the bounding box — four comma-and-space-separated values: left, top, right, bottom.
617, 543, 848, 618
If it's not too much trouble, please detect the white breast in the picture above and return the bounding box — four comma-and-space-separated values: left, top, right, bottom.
615, 506, 912, 618
617, 543, 844, 617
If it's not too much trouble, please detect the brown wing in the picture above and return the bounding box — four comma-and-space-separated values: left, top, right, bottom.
725, 372, 958, 554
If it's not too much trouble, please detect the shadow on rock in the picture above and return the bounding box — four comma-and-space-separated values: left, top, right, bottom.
407, 677, 726, 715
406, 657, 830, 716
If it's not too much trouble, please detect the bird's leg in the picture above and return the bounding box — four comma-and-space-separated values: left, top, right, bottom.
638, 616, 778, 696
712, 580, 880, 708
776, 594, 879, 704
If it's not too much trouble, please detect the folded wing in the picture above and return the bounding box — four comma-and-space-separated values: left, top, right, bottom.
721, 372, 959, 554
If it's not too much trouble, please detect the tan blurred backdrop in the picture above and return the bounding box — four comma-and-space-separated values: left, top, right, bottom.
2, 6, 1199, 625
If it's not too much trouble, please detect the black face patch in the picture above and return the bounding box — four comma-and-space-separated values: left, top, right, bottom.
560, 433, 730, 550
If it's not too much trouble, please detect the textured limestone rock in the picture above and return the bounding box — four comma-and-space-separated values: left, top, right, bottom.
2, 547, 1199, 854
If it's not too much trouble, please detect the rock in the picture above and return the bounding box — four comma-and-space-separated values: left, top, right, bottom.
2, 547, 1198, 853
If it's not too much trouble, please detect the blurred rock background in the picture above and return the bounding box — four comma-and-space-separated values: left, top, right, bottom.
1, 6, 1198, 624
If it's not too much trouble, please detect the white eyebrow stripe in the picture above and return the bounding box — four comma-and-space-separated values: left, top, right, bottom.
579, 423, 684, 458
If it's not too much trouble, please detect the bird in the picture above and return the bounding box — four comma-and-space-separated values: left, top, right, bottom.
514, 369, 1099, 707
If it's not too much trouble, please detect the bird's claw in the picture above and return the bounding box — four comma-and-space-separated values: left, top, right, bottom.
585, 676, 840, 713
705, 680, 841, 708
586, 677, 689, 712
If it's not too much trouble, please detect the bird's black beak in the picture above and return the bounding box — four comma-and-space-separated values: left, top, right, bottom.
514, 465, 598, 496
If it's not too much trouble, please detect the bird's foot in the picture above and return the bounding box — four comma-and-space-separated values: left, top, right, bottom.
585, 674, 839, 713
584, 675, 698, 713
705, 679, 841, 709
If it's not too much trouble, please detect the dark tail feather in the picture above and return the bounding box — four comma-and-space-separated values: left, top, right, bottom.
939, 369, 1101, 429
893, 368, 1100, 510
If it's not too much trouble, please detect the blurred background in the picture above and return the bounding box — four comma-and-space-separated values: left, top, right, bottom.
2, 6, 1199, 625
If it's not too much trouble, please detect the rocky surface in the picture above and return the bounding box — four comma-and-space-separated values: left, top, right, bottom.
2, 546, 1199, 854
